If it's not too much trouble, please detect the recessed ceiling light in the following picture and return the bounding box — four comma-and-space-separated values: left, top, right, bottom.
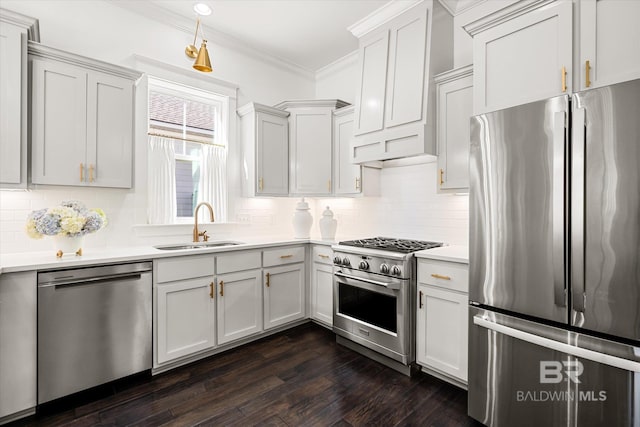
193, 3, 212, 16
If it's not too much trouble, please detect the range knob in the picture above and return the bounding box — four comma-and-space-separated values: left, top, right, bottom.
359, 260, 370, 270
391, 265, 402, 276
380, 263, 390, 274
342, 257, 351, 267
333, 256, 342, 265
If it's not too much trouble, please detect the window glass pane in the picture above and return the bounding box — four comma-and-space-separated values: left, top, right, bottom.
175, 159, 201, 217
149, 91, 216, 144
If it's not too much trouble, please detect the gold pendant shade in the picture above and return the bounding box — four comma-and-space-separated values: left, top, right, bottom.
185, 18, 213, 73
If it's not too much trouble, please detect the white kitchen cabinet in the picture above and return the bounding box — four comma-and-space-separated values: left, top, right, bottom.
350, 0, 452, 163
416, 258, 469, 387
467, 1, 572, 114
310, 245, 334, 327
274, 100, 348, 196
578, 0, 640, 90
29, 43, 140, 188
154, 255, 216, 365
333, 106, 362, 195
263, 249, 305, 329
434, 66, 473, 191
217, 269, 263, 345
238, 102, 290, 196
0, 11, 37, 189
0, 271, 37, 422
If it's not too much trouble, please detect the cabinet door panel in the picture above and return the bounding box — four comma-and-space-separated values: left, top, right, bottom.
217, 270, 262, 345
0, 23, 25, 186
473, 1, 572, 114
257, 112, 288, 195
264, 264, 305, 330
156, 278, 215, 364
311, 263, 333, 326
354, 30, 389, 135
333, 110, 361, 195
290, 112, 332, 195
86, 72, 133, 188
31, 59, 87, 185
417, 284, 468, 382
385, 9, 427, 127
579, 0, 640, 90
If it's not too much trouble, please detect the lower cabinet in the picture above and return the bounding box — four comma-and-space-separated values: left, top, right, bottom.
416, 258, 469, 387
264, 263, 305, 330
216, 269, 263, 345
310, 245, 334, 326
0, 271, 37, 421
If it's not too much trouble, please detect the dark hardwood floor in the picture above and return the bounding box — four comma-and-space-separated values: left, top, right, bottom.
12, 323, 480, 427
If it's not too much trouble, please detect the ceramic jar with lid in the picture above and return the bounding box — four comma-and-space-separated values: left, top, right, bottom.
292, 198, 313, 239
319, 206, 337, 240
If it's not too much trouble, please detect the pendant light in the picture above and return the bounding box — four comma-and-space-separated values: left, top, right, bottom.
185, 4, 213, 73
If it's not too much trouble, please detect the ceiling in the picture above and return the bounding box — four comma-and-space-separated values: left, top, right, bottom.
143, 0, 403, 72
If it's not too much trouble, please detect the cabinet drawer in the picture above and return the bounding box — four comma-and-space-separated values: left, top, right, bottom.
263, 246, 305, 267
217, 251, 261, 275
155, 254, 215, 283
312, 245, 333, 265
418, 259, 468, 293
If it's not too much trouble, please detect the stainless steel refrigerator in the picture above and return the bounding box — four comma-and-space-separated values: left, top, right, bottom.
468, 78, 640, 426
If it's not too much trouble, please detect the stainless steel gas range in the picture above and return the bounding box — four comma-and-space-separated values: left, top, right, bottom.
332, 237, 443, 375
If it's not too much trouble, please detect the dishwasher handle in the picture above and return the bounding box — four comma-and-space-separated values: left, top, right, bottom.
40, 272, 147, 288
38, 261, 152, 287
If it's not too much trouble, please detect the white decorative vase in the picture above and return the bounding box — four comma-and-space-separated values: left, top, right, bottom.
292, 198, 313, 239
319, 206, 337, 241
53, 235, 84, 257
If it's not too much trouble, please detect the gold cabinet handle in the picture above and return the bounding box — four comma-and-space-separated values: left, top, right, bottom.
258, 177, 263, 191
219, 280, 224, 296
89, 164, 95, 182
318, 254, 330, 259
355, 177, 361, 190
265, 272, 270, 287
431, 273, 451, 280
439, 168, 444, 186
419, 290, 423, 309
561, 66, 567, 92
280, 254, 293, 259
327, 179, 331, 192
80, 163, 84, 182
209, 281, 215, 299
585, 60, 591, 88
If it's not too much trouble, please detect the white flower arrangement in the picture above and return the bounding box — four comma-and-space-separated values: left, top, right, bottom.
26, 201, 108, 239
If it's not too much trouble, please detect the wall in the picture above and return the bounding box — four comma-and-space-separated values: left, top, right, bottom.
315, 52, 359, 104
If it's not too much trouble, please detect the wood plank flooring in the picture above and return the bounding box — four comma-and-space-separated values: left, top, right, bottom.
11, 323, 481, 427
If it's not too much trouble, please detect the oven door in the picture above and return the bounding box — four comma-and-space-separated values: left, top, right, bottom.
333, 270, 412, 362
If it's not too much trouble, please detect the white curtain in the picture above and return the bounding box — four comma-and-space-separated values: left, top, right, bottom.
148, 136, 176, 224
199, 144, 227, 222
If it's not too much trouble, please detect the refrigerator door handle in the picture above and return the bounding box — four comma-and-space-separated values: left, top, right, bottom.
473, 315, 640, 372
571, 104, 586, 313
552, 111, 567, 307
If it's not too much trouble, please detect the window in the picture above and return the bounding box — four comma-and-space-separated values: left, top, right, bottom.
147, 78, 228, 224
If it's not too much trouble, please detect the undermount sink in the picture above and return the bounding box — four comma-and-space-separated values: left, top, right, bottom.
154, 241, 243, 251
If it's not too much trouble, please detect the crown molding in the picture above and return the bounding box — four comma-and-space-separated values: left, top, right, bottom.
463, 0, 554, 36
0, 7, 40, 41
333, 105, 355, 117
454, 0, 488, 14
237, 102, 290, 118
29, 41, 143, 80
434, 64, 473, 84
348, 0, 423, 38
315, 50, 358, 81
273, 99, 350, 110
109, 0, 316, 82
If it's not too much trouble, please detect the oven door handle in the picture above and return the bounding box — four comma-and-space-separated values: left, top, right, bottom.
334, 272, 400, 290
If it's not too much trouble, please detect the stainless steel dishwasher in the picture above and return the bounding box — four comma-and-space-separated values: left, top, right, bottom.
37, 262, 152, 403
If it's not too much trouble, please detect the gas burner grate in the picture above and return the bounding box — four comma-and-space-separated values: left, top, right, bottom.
338, 237, 443, 254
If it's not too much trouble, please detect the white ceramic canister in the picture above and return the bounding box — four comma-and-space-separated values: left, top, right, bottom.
292, 198, 313, 239
319, 206, 337, 240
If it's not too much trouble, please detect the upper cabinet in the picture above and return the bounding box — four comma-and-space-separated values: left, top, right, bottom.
238, 102, 290, 197
578, 0, 640, 90
275, 99, 348, 196
0, 10, 38, 189
29, 43, 141, 188
434, 66, 473, 192
467, 0, 572, 114
466, 0, 640, 114
349, 0, 453, 163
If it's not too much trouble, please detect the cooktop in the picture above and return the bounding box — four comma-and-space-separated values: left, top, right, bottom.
338, 237, 443, 254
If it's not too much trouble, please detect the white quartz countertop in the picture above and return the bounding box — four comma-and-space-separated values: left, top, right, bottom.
0, 236, 337, 274
415, 245, 468, 264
